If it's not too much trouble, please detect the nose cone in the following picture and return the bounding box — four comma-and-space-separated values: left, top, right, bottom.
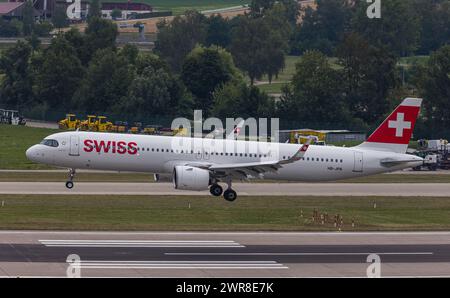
26, 145, 39, 162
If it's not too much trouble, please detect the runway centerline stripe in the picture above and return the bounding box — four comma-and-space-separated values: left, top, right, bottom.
67, 260, 289, 270
39, 239, 245, 248
164, 252, 434, 256
40, 240, 238, 242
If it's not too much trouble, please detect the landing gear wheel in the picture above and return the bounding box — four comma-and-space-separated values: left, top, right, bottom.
210, 184, 223, 197
66, 168, 76, 189
223, 189, 237, 202
65, 181, 74, 189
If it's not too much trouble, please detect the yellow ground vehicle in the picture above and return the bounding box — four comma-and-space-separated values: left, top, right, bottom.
290, 130, 326, 145
80, 115, 113, 132
143, 125, 162, 135
58, 114, 80, 130
128, 122, 142, 134
109, 121, 128, 133
97, 116, 113, 132
79, 115, 98, 131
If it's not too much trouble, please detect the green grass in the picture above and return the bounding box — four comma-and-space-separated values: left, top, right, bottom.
107, 0, 249, 15
257, 56, 341, 93
399, 55, 430, 68
256, 55, 428, 94
256, 82, 287, 94
0, 124, 60, 169
0, 195, 449, 231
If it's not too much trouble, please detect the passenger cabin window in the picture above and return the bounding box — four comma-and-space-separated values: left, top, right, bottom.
40, 139, 59, 147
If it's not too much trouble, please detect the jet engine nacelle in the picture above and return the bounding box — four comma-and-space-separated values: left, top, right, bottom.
173, 166, 210, 191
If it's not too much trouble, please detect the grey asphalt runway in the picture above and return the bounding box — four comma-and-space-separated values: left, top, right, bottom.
0, 231, 449, 277
1, 182, 450, 196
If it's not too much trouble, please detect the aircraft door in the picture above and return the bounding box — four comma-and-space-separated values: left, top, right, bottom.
353, 151, 363, 172
69, 135, 80, 156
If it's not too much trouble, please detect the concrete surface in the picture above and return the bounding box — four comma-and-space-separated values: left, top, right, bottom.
0, 231, 449, 277
1, 182, 450, 196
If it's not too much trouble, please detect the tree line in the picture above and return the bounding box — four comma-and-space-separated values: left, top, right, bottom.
0, 0, 449, 137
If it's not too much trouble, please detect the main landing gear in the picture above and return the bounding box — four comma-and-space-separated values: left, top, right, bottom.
65, 168, 76, 189
210, 179, 237, 202
209, 184, 223, 197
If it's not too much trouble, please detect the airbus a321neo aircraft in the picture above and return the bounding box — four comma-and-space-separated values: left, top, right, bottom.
26, 98, 424, 201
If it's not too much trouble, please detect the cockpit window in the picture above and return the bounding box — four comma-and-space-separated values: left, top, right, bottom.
40, 139, 59, 147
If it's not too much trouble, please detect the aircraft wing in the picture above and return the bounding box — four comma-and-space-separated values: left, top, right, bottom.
186, 142, 311, 179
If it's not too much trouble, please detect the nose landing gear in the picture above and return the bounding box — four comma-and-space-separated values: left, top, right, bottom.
66, 168, 76, 189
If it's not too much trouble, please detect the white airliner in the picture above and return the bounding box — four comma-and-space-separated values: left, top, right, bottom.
26, 98, 424, 201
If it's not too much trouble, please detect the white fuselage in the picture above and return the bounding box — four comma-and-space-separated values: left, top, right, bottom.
26, 131, 423, 182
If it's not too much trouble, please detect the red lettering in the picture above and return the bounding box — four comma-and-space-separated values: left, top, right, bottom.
117, 141, 127, 154
83, 139, 137, 155
94, 140, 111, 153
128, 142, 138, 155
83, 139, 94, 152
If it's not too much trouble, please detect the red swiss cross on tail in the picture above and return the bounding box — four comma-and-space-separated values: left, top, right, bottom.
357, 98, 422, 154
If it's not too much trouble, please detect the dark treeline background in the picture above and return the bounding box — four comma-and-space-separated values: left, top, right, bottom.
0, 0, 449, 137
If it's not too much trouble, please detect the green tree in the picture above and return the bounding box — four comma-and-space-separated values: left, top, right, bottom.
111, 9, 122, 20
211, 82, 275, 119
135, 52, 169, 74
52, 6, 70, 30
126, 66, 173, 117
74, 48, 135, 114
352, 0, 421, 56
119, 44, 139, 65
250, 0, 299, 25
277, 51, 349, 124
25, 33, 41, 50
181, 46, 241, 113
230, 16, 287, 84
83, 17, 118, 63
249, 0, 276, 17
337, 33, 399, 124
205, 14, 231, 48
125, 54, 193, 118
0, 19, 21, 37
290, 0, 353, 55
22, 0, 35, 36
88, 0, 102, 21
414, 46, 450, 133
154, 10, 207, 71
63, 28, 87, 63
413, 0, 450, 54
0, 41, 34, 109
33, 21, 54, 37
32, 36, 84, 110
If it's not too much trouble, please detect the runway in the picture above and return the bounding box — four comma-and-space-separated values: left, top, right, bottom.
1, 182, 450, 196
0, 231, 449, 277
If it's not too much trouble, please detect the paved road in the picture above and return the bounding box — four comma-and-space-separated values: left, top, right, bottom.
1, 182, 450, 196
0, 231, 449, 277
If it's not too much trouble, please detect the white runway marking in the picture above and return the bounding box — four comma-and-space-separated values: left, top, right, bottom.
165, 252, 434, 256
71, 260, 288, 270
39, 239, 245, 248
